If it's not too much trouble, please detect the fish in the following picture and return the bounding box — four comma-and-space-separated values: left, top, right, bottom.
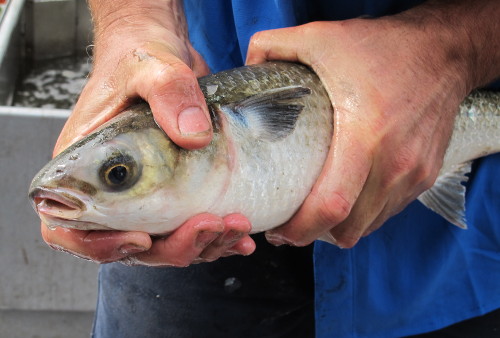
28, 62, 500, 235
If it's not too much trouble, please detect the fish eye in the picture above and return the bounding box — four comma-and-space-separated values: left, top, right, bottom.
105, 164, 129, 185
99, 153, 141, 191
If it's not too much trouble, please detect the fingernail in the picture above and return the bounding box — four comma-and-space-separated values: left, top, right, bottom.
196, 231, 221, 248
178, 106, 211, 135
319, 232, 340, 246
118, 244, 147, 255
222, 230, 244, 246
265, 232, 289, 246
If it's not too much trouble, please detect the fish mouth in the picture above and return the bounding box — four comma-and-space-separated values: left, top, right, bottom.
29, 187, 114, 231
29, 187, 85, 219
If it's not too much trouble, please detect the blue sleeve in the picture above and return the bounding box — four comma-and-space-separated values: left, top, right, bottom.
182, 2, 500, 337
314, 154, 500, 337
183, 0, 423, 72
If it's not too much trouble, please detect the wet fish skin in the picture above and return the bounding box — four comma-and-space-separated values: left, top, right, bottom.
28, 62, 500, 234
29, 62, 333, 234
417, 91, 500, 227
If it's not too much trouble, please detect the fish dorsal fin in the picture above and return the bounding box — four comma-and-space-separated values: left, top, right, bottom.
417, 161, 472, 229
224, 86, 311, 141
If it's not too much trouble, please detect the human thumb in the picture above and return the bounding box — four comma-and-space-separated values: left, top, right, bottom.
130, 49, 212, 150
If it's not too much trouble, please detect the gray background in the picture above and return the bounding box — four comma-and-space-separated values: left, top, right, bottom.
1, 1, 98, 337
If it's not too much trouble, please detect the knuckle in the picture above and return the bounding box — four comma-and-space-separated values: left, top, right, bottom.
382, 145, 433, 190
154, 61, 195, 88
300, 21, 322, 34
336, 235, 360, 249
248, 31, 266, 50
123, 46, 199, 95
388, 146, 419, 179
313, 191, 353, 226
414, 164, 436, 190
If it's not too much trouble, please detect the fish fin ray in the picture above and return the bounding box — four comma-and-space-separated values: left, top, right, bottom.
417, 161, 472, 229
226, 86, 311, 141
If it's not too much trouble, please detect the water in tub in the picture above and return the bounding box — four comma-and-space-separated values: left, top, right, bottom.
14, 56, 91, 109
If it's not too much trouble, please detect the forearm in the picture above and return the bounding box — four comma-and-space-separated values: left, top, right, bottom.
88, 0, 187, 36
396, 0, 500, 92
87, 0, 189, 62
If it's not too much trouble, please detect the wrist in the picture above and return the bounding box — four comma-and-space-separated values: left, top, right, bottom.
394, 0, 500, 92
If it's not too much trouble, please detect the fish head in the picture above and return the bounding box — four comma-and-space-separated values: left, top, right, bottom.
28, 105, 216, 234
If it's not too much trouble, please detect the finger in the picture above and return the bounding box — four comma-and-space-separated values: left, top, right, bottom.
266, 122, 373, 247
327, 177, 387, 247
199, 214, 253, 261
129, 213, 224, 267
331, 138, 439, 244
246, 26, 306, 65
223, 236, 257, 257
360, 162, 438, 237
41, 223, 151, 263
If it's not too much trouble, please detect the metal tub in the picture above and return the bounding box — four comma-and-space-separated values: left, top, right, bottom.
0, 1, 97, 336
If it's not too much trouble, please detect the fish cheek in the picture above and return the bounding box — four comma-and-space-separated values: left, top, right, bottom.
170, 135, 231, 206
106, 137, 180, 206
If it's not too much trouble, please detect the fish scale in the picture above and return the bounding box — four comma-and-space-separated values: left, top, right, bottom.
442, 92, 500, 173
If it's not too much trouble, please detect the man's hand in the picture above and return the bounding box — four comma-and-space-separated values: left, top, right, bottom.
55, 0, 212, 151
41, 0, 256, 266
247, 1, 500, 248
42, 213, 255, 265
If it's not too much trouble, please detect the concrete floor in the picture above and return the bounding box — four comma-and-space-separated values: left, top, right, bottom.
0, 110, 99, 338
0, 310, 94, 338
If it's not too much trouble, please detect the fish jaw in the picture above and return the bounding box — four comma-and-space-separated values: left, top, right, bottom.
29, 186, 111, 231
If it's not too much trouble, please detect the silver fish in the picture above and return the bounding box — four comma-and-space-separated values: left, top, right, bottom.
28, 62, 500, 234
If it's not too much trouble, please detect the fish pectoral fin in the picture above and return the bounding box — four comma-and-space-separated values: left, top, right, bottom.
227, 85, 312, 141
417, 161, 472, 229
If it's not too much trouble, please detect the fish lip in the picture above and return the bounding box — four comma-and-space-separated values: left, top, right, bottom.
40, 214, 113, 231
29, 187, 86, 219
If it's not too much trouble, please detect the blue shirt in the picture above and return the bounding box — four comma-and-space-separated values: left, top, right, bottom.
183, 1, 500, 336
